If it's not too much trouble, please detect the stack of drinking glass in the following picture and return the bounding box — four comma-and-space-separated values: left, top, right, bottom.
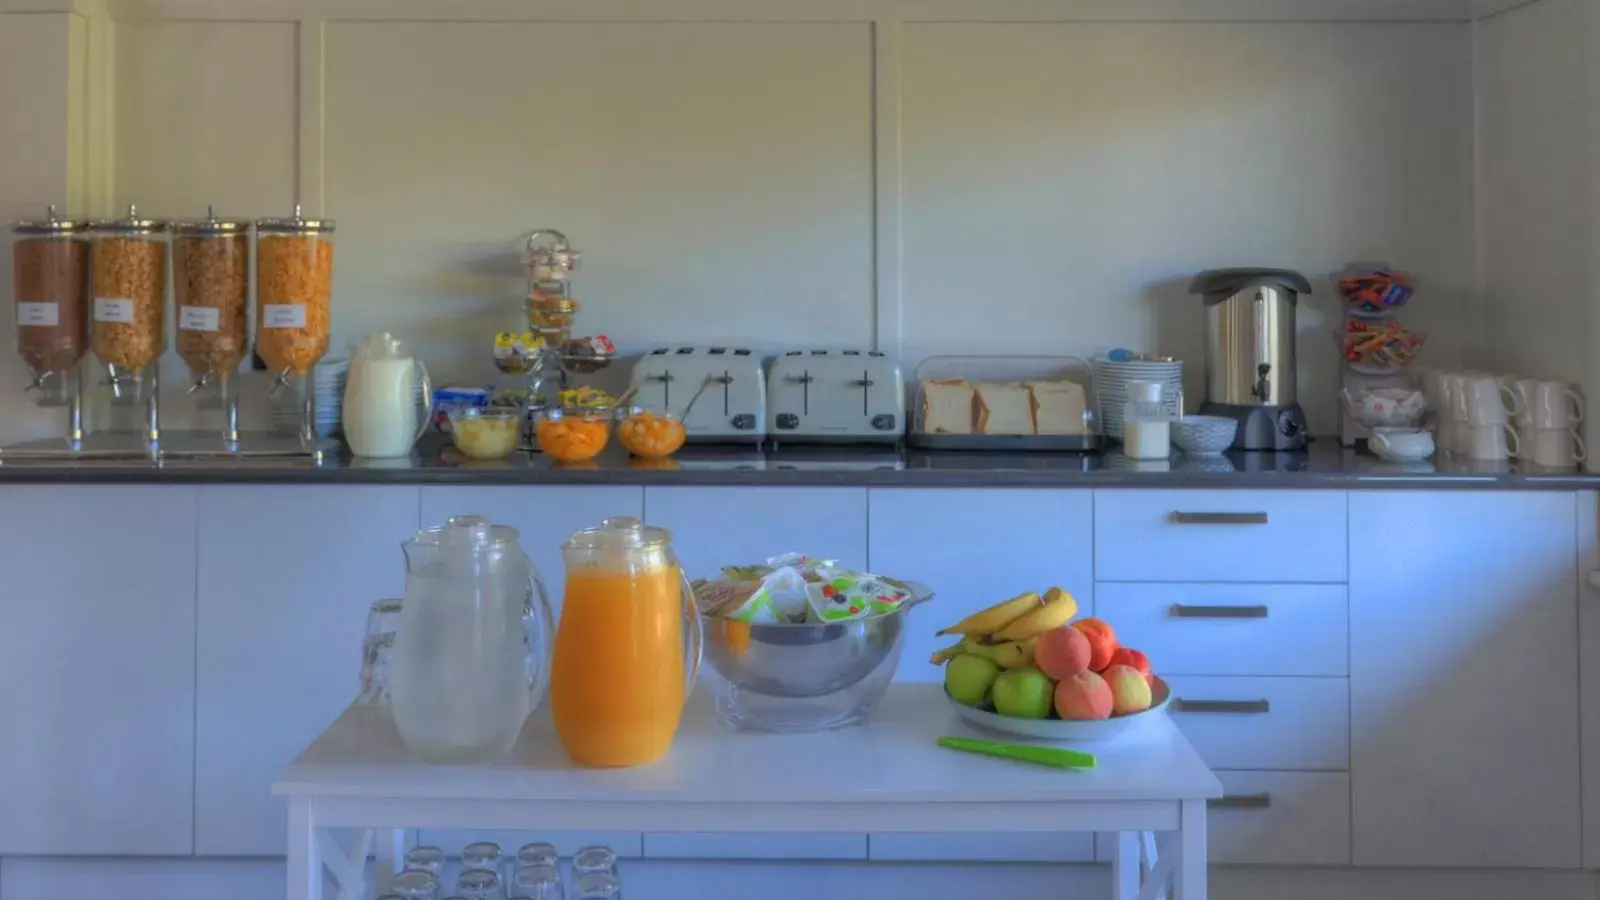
378, 841, 621, 900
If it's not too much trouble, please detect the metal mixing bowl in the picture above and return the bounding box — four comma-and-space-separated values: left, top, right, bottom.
701, 600, 923, 699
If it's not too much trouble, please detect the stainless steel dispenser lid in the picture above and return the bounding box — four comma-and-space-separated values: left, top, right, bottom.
1188, 268, 1313, 302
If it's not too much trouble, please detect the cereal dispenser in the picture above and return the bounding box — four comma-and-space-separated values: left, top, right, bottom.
172, 208, 250, 443
255, 204, 334, 444
9, 205, 90, 448
90, 204, 168, 444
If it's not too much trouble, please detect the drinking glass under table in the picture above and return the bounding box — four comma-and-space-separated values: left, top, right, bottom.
274, 683, 1222, 900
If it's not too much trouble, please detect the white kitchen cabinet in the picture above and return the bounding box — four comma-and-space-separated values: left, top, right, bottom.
1164, 675, 1349, 771
0, 486, 198, 856
194, 485, 420, 856
1209, 771, 1351, 866
867, 488, 1093, 865
1350, 491, 1580, 869
420, 486, 645, 620
869, 488, 1094, 683
643, 487, 868, 578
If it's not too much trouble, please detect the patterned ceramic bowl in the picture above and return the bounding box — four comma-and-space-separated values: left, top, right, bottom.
1170, 415, 1238, 456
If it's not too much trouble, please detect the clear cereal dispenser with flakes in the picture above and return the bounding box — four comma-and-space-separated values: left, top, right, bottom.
255, 204, 335, 446
8, 205, 91, 451
172, 207, 251, 444
90, 204, 169, 445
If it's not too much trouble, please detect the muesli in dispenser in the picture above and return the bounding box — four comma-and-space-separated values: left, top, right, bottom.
91, 205, 168, 444
172, 208, 250, 443
255, 204, 334, 444
10, 206, 90, 447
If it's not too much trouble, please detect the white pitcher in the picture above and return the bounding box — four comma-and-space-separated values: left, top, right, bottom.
342, 332, 432, 457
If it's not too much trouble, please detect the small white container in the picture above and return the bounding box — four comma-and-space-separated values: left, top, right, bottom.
1122, 379, 1175, 460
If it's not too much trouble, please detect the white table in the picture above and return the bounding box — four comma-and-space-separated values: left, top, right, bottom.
274, 684, 1222, 900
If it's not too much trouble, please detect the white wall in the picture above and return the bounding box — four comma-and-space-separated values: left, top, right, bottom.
1477, 0, 1600, 452
0, 9, 86, 442
0, 2, 1485, 441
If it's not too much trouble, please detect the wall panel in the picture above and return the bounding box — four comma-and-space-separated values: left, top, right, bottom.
899, 22, 1474, 432
323, 21, 875, 384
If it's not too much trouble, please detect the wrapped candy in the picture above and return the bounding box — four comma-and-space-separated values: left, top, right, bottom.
696, 552, 923, 624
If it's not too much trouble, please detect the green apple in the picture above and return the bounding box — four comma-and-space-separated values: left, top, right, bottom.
991, 667, 1054, 719
945, 653, 1000, 707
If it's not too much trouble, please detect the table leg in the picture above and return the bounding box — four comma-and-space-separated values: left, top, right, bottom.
1112, 832, 1140, 900
1172, 799, 1207, 900
286, 797, 321, 900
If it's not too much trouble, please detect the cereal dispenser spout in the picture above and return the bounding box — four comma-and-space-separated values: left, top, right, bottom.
188, 370, 215, 394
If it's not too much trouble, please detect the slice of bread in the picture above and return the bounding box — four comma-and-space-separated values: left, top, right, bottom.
1029, 380, 1089, 436
974, 382, 1036, 435
922, 378, 976, 434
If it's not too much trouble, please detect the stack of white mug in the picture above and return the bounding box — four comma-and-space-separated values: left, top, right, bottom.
1421, 368, 1587, 466
1511, 378, 1587, 468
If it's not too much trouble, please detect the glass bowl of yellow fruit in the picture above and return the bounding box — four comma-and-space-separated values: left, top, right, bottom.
617, 407, 687, 459
447, 408, 522, 460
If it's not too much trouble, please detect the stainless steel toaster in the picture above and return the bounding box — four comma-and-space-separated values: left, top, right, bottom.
629, 346, 766, 443
766, 349, 905, 444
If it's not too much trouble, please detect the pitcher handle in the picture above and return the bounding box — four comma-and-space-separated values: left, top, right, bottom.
524, 566, 555, 709
680, 568, 704, 695
412, 360, 435, 445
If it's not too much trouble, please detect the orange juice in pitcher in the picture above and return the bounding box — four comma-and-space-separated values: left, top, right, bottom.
550, 517, 702, 767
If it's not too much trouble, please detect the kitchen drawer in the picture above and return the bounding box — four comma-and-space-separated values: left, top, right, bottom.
869, 832, 1094, 863
1164, 675, 1349, 771
1097, 583, 1348, 677
1208, 771, 1351, 865
1095, 490, 1347, 583
644, 833, 866, 861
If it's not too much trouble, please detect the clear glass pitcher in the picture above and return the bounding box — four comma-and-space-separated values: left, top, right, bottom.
390, 515, 554, 763
550, 517, 702, 767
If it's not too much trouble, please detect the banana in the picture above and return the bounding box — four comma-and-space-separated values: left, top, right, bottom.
930, 635, 1038, 669
930, 640, 966, 666
991, 586, 1078, 642
936, 591, 1042, 637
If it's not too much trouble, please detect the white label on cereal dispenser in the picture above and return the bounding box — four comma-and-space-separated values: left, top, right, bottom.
16, 302, 59, 327
179, 305, 220, 332
263, 304, 307, 329
93, 298, 134, 324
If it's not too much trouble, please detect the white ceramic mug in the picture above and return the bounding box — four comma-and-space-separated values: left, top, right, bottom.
1528, 428, 1587, 468
1463, 422, 1520, 461
1441, 372, 1472, 452
1529, 381, 1586, 430
1370, 427, 1435, 462
1464, 375, 1519, 426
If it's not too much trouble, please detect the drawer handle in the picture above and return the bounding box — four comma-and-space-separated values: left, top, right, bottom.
1170, 604, 1269, 619
1172, 511, 1269, 525
1172, 699, 1270, 714
1208, 793, 1273, 810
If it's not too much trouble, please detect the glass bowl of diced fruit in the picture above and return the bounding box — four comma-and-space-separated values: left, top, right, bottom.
447, 407, 522, 460
535, 406, 611, 463
616, 407, 688, 459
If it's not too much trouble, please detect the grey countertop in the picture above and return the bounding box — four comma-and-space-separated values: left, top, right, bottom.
0, 436, 1596, 489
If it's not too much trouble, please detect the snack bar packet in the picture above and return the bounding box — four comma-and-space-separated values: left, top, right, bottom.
765, 552, 838, 578
701, 563, 813, 624
804, 565, 914, 622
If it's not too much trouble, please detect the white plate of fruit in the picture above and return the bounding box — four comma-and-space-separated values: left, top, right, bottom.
935, 587, 1170, 741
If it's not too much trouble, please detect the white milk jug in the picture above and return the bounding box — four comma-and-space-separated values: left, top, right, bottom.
343, 332, 432, 458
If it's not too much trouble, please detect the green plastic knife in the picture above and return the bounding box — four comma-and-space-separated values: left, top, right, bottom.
937, 736, 1097, 770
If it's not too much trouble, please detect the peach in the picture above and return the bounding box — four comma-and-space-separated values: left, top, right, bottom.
1054, 670, 1113, 721
1105, 664, 1153, 715
1071, 618, 1118, 672
1034, 626, 1092, 680
1107, 647, 1150, 676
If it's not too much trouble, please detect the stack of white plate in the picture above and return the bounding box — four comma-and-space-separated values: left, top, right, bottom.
270, 357, 351, 438
1091, 356, 1185, 440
